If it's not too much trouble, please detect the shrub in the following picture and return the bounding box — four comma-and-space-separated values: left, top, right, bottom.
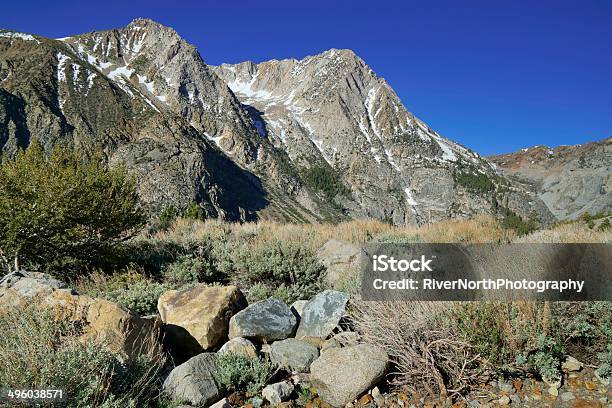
158, 206, 179, 231
0, 304, 166, 407
302, 165, 350, 200
595, 344, 612, 380
350, 301, 483, 397
0, 141, 145, 277
500, 207, 539, 236
598, 218, 611, 232
453, 171, 495, 193
102, 279, 171, 315
517, 334, 564, 381
214, 353, 276, 395
164, 254, 222, 286
78, 269, 170, 315
217, 239, 325, 304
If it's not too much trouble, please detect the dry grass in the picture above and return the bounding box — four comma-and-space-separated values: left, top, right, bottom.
148, 214, 609, 252
350, 301, 483, 398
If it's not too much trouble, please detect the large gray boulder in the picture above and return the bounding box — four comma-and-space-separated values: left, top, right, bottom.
295, 290, 349, 344
310, 344, 389, 407
229, 298, 297, 342
317, 240, 367, 289
270, 338, 319, 373
163, 353, 221, 407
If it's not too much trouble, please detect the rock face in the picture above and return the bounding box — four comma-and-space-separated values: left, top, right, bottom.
290, 300, 308, 320
162, 352, 221, 407
0, 20, 553, 226
229, 298, 297, 342
310, 344, 389, 407
218, 337, 258, 358
488, 137, 611, 220
296, 290, 349, 344
213, 52, 552, 225
316, 240, 366, 289
158, 285, 247, 355
270, 338, 320, 373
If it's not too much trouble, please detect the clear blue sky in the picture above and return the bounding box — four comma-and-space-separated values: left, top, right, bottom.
1, 0, 610, 155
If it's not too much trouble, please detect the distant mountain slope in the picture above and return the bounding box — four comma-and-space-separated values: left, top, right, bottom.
488, 137, 611, 220
1, 19, 553, 225
213, 50, 552, 224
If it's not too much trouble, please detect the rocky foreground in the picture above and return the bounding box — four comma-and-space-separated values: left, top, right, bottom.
1, 269, 610, 408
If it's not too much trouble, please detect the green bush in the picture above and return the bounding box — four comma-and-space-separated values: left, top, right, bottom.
598, 218, 611, 232
102, 279, 171, 315
595, 344, 612, 380
164, 254, 223, 286
158, 206, 179, 231
453, 171, 495, 193
500, 207, 539, 236
0, 304, 165, 407
303, 165, 350, 200
214, 353, 276, 395
519, 334, 564, 381
215, 239, 325, 304
0, 141, 145, 277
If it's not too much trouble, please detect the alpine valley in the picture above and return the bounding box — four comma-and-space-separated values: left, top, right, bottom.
4, 18, 600, 226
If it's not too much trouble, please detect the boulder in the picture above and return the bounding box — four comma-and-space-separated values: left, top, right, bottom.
229, 298, 297, 342
321, 331, 360, 353
0, 273, 158, 362
270, 338, 319, 373
262, 381, 294, 406
158, 285, 247, 355
163, 353, 221, 407
0, 271, 73, 307
316, 240, 366, 289
310, 343, 389, 407
218, 337, 258, 358
295, 290, 349, 344
290, 300, 309, 320
44, 290, 159, 361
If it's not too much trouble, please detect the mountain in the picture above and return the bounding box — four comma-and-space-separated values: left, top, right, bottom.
488, 137, 611, 220
0, 19, 553, 225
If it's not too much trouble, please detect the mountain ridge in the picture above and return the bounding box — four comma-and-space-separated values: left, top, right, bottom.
0, 19, 555, 225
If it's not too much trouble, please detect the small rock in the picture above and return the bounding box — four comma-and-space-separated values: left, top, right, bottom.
218, 337, 257, 358
296, 290, 349, 344
270, 338, 319, 373
562, 356, 583, 372
229, 298, 297, 342
560, 392, 575, 402
210, 398, 231, 408
542, 376, 562, 389
498, 381, 515, 394
371, 386, 384, 406
548, 386, 559, 397
509, 395, 520, 404
498, 395, 510, 405
262, 381, 294, 406
358, 394, 374, 405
